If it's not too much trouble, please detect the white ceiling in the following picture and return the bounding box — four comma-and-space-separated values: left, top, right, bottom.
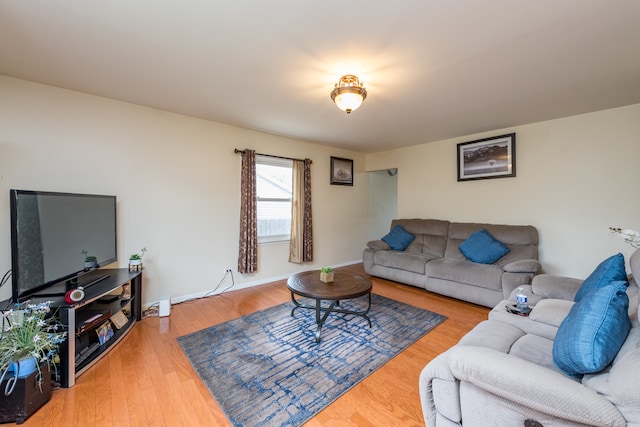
2, 1, 640, 153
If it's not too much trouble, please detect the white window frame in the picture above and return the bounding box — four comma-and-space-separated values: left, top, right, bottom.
256, 155, 293, 244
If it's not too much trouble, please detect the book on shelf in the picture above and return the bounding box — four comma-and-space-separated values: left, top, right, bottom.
76, 310, 112, 334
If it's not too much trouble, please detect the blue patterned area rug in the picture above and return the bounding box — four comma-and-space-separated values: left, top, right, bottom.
177, 293, 446, 427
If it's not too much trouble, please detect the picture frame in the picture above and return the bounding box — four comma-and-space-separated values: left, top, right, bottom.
95, 320, 114, 345
330, 156, 354, 186
457, 133, 516, 181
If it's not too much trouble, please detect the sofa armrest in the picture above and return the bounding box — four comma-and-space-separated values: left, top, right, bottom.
448, 346, 625, 426
366, 240, 390, 251
503, 259, 541, 274
502, 273, 537, 300
531, 274, 583, 300
419, 352, 462, 426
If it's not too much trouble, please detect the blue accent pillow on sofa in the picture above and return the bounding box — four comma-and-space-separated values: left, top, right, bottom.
458, 229, 510, 264
574, 253, 627, 302
553, 280, 631, 378
381, 225, 415, 251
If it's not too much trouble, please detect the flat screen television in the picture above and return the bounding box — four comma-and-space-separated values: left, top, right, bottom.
10, 190, 117, 302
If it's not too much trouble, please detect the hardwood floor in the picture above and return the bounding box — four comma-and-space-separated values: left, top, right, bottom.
18, 264, 489, 427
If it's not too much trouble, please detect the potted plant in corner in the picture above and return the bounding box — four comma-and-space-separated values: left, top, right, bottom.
129, 247, 147, 272
0, 301, 67, 396
320, 267, 334, 283
82, 250, 98, 269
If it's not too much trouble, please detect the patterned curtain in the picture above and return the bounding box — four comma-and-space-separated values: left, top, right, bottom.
237, 149, 258, 273
302, 159, 313, 261
289, 159, 313, 262
289, 161, 304, 263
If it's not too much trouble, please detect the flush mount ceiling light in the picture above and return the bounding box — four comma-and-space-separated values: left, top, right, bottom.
330, 74, 367, 114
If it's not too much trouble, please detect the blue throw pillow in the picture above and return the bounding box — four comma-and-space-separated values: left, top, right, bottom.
574, 253, 627, 302
553, 281, 631, 378
458, 229, 510, 264
381, 225, 415, 251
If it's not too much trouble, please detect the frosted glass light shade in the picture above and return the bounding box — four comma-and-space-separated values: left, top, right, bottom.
331, 75, 367, 114
334, 91, 364, 113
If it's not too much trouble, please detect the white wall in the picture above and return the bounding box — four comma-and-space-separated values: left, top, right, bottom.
0, 76, 369, 304
366, 103, 640, 278
3, 75, 638, 303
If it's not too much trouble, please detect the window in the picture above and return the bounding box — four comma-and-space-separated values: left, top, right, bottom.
256, 155, 293, 243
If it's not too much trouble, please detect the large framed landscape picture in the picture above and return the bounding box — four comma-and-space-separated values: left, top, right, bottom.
457, 133, 516, 181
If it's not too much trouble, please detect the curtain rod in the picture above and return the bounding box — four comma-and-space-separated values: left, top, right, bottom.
234, 149, 312, 164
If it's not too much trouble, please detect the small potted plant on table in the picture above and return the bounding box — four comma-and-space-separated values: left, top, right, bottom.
82, 250, 98, 269
320, 267, 334, 283
128, 247, 147, 272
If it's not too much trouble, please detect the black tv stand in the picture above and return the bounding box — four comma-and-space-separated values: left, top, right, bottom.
27, 269, 142, 387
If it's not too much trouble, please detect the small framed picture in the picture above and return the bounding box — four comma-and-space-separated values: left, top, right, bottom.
330, 156, 354, 186
96, 321, 114, 345
457, 133, 516, 181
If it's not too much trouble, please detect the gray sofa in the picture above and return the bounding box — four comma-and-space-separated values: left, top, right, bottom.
363, 219, 541, 307
420, 249, 640, 426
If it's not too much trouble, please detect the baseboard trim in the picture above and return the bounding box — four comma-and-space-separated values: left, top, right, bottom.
143, 260, 363, 308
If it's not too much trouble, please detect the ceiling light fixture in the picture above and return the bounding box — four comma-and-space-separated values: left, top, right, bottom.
330, 74, 367, 114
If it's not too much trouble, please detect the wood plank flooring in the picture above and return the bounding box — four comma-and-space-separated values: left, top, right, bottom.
17, 264, 489, 427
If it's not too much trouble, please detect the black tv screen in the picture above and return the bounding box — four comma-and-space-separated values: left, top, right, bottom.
10, 190, 117, 301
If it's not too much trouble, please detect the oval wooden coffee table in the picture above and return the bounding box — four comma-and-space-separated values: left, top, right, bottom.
287, 270, 372, 343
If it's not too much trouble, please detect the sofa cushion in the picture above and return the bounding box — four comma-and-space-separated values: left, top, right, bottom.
581, 283, 640, 425
595, 329, 640, 425
458, 320, 525, 353
381, 225, 415, 251
373, 250, 433, 275
390, 219, 449, 257
574, 253, 627, 302
510, 334, 558, 372
459, 229, 510, 264
445, 223, 538, 268
553, 281, 631, 378
529, 299, 574, 328
427, 258, 503, 291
